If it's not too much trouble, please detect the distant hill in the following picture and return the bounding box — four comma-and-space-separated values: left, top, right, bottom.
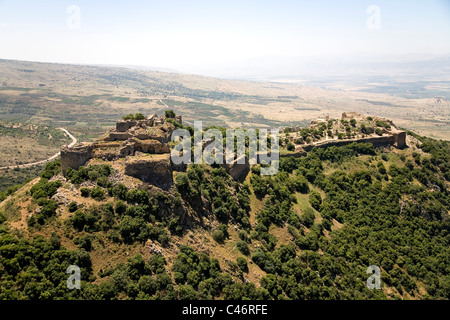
0, 58, 448, 143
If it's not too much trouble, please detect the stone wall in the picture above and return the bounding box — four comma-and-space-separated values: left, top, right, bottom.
301, 134, 400, 152
116, 120, 137, 132
61, 143, 92, 174
60, 114, 174, 185
124, 154, 173, 190
393, 131, 407, 148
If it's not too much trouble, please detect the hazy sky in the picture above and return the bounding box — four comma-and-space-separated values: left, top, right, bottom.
0, 0, 449, 73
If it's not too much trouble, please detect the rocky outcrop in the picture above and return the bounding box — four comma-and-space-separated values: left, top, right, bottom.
124, 154, 173, 190
222, 155, 250, 181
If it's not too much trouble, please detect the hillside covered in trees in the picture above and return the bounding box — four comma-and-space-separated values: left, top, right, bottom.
0, 118, 448, 300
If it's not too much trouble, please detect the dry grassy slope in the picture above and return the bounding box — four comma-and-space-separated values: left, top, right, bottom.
0, 148, 333, 289
0, 59, 448, 139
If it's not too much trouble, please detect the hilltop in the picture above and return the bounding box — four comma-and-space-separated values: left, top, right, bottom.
0, 112, 448, 300
1, 58, 448, 193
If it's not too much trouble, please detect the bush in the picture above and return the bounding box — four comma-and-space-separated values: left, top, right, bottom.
302, 208, 316, 227
114, 200, 127, 215
134, 113, 145, 120
309, 191, 322, 211
68, 201, 78, 213
236, 241, 250, 255
80, 188, 91, 197
238, 230, 248, 242
112, 183, 128, 200
97, 176, 109, 188
376, 120, 391, 129
287, 142, 295, 151
294, 174, 309, 193
91, 187, 105, 200
217, 224, 229, 239
165, 110, 176, 119
72, 211, 86, 231
123, 114, 135, 120
212, 230, 225, 243
74, 235, 93, 251
32, 189, 47, 200
236, 257, 248, 273
88, 170, 99, 181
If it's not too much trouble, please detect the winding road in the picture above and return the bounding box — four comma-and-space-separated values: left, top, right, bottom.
0, 128, 77, 170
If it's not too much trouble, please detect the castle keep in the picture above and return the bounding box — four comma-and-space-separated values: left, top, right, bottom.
61, 114, 179, 189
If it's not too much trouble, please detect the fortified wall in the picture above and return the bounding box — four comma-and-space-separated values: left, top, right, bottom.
281, 112, 407, 157
60, 114, 180, 189
60, 113, 249, 188
302, 131, 406, 152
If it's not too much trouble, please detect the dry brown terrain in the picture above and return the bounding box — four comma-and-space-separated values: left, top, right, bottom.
0, 58, 449, 140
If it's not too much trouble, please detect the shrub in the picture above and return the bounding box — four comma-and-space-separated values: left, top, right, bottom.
212, 230, 225, 243
217, 224, 229, 239
236, 241, 250, 255
123, 114, 135, 120
72, 211, 86, 231
238, 230, 248, 242
97, 176, 109, 188
74, 235, 93, 251
309, 191, 322, 211
32, 189, 47, 200
376, 120, 391, 129
294, 174, 309, 193
68, 201, 78, 213
112, 183, 128, 200
114, 200, 127, 215
302, 207, 316, 227
80, 188, 91, 197
237, 257, 248, 273
165, 110, 176, 118
134, 113, 145, 120
88, 170, 99, 181
287, 142, 295, 151
91, 187, 105, 200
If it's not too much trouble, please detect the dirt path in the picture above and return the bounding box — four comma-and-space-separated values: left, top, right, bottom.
159, 99, 169, 108
0, 128, 77, 170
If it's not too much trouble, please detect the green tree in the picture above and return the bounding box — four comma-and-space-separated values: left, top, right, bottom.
309, 191, 322, 211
